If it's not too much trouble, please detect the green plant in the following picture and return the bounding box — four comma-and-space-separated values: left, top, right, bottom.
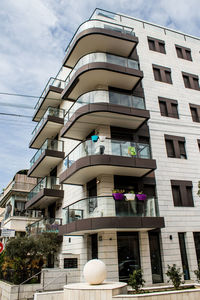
166, 264, 183, 289
112, 189, 125, 193
194, 261, 200, 282
128, 269, 145, 293
126, 190, 135, 194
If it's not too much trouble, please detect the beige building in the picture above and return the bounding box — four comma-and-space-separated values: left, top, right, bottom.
25, 8, 200, 285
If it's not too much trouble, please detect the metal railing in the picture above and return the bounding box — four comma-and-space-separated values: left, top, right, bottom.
32, 107, 65, 138
63, 139, 151, 170
63, 52, 139, 89
34, 77, 65, 111
63, 195, 158, 224
64, 90, 145, 124
30, 139, 64, 168
28, 177, 61, 201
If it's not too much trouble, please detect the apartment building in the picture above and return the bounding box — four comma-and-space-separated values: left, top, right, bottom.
25, 8, 200, 285
0, 170, 40, 243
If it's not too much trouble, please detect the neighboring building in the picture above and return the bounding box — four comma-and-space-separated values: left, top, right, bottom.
25, 8, 200, 285
0, 170, 40, 243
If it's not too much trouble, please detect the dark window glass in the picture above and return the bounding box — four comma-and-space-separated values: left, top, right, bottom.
179, 141, 187, 159
176, 47, 183, 58
159, 42, 165, 54
159, 101, 168, 116
165, 71, 172, 84
172, 185, 182, 206
186, 186, 193, 206
165, 140, 175, 157
171, 103, 179, 118
91, 234, 98, 259
190, 107, 199, 122
149, 232, 163, 283
178, 233, 190, 280
153, 68, 162, 81
185, 50, 192, 61
198, 140, 200, 151
148, 39, 155, 51
183, 75, 191, 88
193, 78, 199, 90
193, 232, 200, 263
64, 258, 78, 269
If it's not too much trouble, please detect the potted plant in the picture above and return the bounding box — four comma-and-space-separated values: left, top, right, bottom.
124, 190, 135, 201
136, 191, 147, 201
112, 189, 125, 200
91, 135, 99, 142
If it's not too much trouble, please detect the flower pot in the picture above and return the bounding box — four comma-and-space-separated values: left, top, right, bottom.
112, 193, 124, 200
91, 135, 99, 142
136, 194, 147, 201
124, 193, 135, 201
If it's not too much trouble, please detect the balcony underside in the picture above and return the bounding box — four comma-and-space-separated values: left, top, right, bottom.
25, 188, 64, 210
33, 86, 63, 122
63, 28, 138, 68
28, 150, 65, 178
30, 116, 64, 149
59, 216, 165, 235
61, 103, 149, 140
59, 155, 156, 185
62, 63, 143, 101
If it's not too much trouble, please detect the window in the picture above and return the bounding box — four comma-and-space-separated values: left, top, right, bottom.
182, 72, 200, 90
64, 258, 78, 269
193, 232, 200, 263
189, 104, 200, 122
171, 180, 194, 207
158, 97, 179, 118
148, 37, 166, 54
165, 135, 187, 159
178, 233, 190, 280
198, 140, 200, 151
153, 65, 172, 84
175, 45, 192, 61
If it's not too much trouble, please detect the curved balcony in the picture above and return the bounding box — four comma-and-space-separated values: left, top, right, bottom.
26, 176, 64, 210
28, 139, 65, 178
59, 196, 164, 235
33, 78, 65, 122
61, 52, 143, 100
30, 107, 65, 149
63, 19, 138, 68
59, 139, 156, 185
61, 90, 149, 140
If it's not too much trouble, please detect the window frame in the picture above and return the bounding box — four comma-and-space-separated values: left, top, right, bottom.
171, 180, 194, 207
153, 64, 172, 84
182, 72, 200, 90
148, 37, 166, 54
189, 104, 200, 123
158, 97, 179, 118
165, 135, 187, 159
175, 44, 192, 61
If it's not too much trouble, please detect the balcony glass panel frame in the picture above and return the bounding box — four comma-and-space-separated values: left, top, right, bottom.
27, 217, 62, 235
65, 18, 135, 54
32, 107, 65, 138
28, 176, 61, 202
63, 196, 159, 224
63, 52, 139, 89
63, 139, 151, 170
64, 90, 145, 124
30, 139, 64, 168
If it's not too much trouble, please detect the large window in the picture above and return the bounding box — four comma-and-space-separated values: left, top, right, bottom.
175, 45, 192, 61
148, 37, 166, 54
165, 135, 187, 159
182, 72, 200, 90
189, 104, 200, 123
159, 97, 179, 118
171, 180, 194, 207
153, 65, 172, 84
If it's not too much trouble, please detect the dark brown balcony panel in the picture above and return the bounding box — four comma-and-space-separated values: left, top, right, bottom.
59, 216, 165, 235
30, 116, 64, 149
61, 103, 149, 140
60, 155, 156, 185
61, 63, 143, 101
33, 86, 63, 122
63, 28, 138, 68
28, 149, 65, 178
25, 188, 64, 210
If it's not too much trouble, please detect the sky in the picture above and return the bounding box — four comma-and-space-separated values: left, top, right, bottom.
0, 0, 200, 191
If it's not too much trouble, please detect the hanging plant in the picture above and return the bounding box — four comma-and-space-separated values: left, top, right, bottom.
112, 189, 125, 200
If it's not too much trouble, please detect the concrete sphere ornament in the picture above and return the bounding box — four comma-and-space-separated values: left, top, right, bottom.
83, 259, 107, 284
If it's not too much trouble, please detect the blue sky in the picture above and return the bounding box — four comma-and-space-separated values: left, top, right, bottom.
0, 0, 200, 191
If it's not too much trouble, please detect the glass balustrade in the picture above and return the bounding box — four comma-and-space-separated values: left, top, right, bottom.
63, 196, 158, 224
27, 218, 62, 235
65, 19, 135, 55
64, 53, 139, 88
64, 90, 145, 123
64, 139, 151, 169
28, 176, 61, 201
32, 107, 65, 138
34, 77, 65, 111
30, 139, 64, 168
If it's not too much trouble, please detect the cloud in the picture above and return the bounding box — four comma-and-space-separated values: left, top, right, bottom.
0, 0, 200, 190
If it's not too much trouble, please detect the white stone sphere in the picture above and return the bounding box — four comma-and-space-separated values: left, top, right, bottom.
83, 259, 107, 285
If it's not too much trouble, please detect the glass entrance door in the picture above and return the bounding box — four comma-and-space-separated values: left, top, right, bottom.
117, 232, 140, 282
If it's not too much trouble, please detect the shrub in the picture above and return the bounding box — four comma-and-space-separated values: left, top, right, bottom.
166, 264, 183, 289
194, 261, 200, 282
128, 269, 145, 293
